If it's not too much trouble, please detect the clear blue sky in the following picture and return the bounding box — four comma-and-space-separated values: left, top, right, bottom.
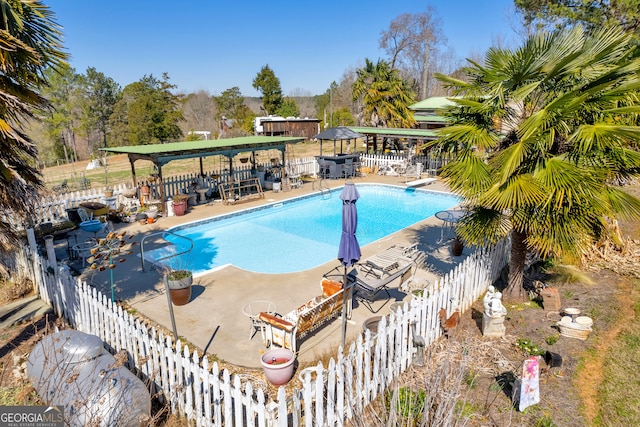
46, 0, 519, 97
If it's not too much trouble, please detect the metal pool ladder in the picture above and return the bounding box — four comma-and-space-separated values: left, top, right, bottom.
139, 230, 194, 272
313, 178, 331, 198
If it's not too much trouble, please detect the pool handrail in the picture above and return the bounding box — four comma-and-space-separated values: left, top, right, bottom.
139, 230, 194, 272
312, 178, 331, 197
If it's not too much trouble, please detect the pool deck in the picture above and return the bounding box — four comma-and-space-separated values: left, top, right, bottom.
63, 173, 468, 370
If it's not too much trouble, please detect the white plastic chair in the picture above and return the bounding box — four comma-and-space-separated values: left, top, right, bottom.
77, 208, 93, 222
242, 300, 278, 340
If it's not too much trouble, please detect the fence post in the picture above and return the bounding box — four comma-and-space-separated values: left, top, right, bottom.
26, 228, 38, 253
44, 235, 57, 272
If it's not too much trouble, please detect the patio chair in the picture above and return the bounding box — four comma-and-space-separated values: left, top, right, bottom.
52, 179, 69, 193
78, 208, 111, 237
243, 300, 278, 340
349, 246, 421, 313
341, 158, 355, 178
317, 160, 330, 179
77, 207, 93, 222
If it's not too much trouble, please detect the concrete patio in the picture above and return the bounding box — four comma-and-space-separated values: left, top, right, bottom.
57, 174, 468, 369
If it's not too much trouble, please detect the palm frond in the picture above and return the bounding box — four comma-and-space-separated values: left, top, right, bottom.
479, 174, 547, 211
604, 187, 640, 220
455, 207, 511, 247
441, 156, 492, 199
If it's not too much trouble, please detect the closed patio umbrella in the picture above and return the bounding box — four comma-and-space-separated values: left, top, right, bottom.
338, 181, 361, 348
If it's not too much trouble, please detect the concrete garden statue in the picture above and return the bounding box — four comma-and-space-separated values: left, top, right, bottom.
483, 290, 507, 338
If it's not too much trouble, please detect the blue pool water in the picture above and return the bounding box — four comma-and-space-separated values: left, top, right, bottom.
152, 184, 459, 274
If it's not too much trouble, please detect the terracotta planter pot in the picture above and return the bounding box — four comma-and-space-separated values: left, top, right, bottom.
173, 200, 188, 216
167, 271, 193, 306
169, 287, 192, 306
261, 348, 295, 386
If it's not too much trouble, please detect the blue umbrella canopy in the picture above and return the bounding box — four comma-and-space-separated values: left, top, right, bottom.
338, 182, 361, 267
338, 182, 361, 349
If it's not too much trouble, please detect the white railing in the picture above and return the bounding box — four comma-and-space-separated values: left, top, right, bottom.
19, 233, 510, 426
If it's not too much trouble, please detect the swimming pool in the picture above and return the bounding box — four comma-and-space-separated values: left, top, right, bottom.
150, 184, 459, 275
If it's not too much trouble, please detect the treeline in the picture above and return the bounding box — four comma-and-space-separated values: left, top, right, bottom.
31, 6, 470, 166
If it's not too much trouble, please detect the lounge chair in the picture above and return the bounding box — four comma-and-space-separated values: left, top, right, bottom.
349, 245, 422, 313
361, 243, 418, 276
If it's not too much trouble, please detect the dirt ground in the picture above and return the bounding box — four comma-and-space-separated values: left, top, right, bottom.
2, 184, 639, 425
387, 183, 640, 427
398, 266, 632, 427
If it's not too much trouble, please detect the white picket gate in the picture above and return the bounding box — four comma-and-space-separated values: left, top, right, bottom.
15, 231, 510, 425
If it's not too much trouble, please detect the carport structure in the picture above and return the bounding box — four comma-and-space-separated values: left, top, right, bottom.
101, 135, 304, 206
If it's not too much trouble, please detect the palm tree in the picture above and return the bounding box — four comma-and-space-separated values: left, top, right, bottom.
433, 26, 640, 301
0, 0, 67, 249
352, 59, 416, 128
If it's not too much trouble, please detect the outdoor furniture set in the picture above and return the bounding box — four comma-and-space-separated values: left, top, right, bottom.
258, 244, 424, 352
316, 154, 361, 179
259, 277, 344, 352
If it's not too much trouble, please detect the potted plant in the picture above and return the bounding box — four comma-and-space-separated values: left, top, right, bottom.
166, 269, 193, 305
136, 206, 148, 225
260, 348, 295, 386
140, 183, 151, 197
451, 235, 464, 256
146, 206, 159, 223
103, 186, 114, 198
172, 194, 189, 216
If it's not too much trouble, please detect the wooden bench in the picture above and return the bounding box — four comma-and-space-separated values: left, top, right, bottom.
259, 278, 344, 352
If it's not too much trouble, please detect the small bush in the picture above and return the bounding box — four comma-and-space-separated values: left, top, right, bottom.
516, 338, 545, 356
545, 334, 559, 346
385, 387, 426, 424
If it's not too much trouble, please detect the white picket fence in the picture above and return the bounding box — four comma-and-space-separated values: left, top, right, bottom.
359, 153, 449, 177
15, 233, 510, 426
27, 158, 322, 227
26, 153, 454, 227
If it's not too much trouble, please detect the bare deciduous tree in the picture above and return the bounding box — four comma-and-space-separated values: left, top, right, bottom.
288, 88, 316, 118
379, 7, 446, 100
181, 90, 217, 137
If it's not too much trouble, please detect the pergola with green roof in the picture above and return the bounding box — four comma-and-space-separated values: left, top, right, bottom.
101, 135, 304, 205
348, 126, 437, 153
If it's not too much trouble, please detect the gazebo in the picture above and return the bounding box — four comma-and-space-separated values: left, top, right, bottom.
313, 127, 364, 156
101, 135, 304, 207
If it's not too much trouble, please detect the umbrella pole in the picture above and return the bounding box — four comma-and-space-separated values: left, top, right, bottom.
341, 266, 348, 349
